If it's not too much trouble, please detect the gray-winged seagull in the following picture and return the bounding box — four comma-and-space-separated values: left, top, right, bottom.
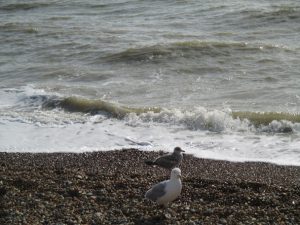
144, 147, 185, 170
145, 168, 182, 207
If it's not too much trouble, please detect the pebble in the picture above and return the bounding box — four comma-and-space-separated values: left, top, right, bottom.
219, 218, 227, 224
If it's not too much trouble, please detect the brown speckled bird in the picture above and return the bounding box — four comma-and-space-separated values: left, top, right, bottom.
144, 147, 185, 170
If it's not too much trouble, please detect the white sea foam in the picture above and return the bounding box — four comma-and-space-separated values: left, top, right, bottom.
125, 107, 251, 132
1, 113, 299, 165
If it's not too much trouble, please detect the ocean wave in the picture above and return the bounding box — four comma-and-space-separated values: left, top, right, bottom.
42, 96, 161, 118
232, 111, 300, 133
239, 6, 300, 26
125, 107, 242, 132
35, 96, 242, 132
16, 95, 299, 134
126, 108, 300, 133
0, 22, 39, 34
250, 6, 300, 20
0, 2, 51, 11
104, 40, 292, 63
232, 111, 300, 125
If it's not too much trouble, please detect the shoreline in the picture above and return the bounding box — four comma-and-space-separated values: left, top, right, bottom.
1, 149, 300, 224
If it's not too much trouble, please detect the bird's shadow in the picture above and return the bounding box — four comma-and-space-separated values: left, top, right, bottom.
134, 214, 167, 225
134, 202, 174, 225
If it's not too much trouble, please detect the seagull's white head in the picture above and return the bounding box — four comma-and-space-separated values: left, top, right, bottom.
170, 168, 181, 180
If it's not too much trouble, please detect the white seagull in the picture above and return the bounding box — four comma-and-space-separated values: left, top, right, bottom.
145, 168, 182, 207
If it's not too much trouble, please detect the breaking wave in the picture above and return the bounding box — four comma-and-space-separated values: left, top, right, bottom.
13, 95, 300, 134
42, 96, 161, 118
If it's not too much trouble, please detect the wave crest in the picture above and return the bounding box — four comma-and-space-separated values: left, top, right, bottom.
232, 111, 300, 126
104, 40, 292, 63
0, 2, 50, 11
247, 6, 300, 21
42, 96, 161, 118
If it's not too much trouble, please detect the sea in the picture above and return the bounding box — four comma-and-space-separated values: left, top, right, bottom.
1, 0, 300, 165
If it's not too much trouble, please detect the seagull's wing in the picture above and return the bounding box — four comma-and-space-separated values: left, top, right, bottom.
154, 154, 178, 168
145, 181, 168, 201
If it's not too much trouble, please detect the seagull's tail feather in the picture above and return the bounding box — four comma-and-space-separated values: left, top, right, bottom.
144, 160, 156, 166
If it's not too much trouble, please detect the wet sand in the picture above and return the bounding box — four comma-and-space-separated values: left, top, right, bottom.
0, 149, 299, 224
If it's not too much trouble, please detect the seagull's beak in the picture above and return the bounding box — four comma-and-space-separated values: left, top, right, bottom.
177, 174, 182, 178
180, 149, 185, 152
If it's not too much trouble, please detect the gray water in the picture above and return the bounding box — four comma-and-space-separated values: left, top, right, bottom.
1, 0, 300, 165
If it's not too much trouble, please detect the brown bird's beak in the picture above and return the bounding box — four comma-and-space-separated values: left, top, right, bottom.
175, 147, 185, 152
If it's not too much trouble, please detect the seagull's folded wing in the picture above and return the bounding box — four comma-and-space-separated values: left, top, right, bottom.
145, 181, 167, 201
155, 155, 177, 167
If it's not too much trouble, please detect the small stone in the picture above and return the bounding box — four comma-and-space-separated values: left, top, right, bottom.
219, 218, 227, 224
64, 180, 72, 186
204, 208, 214, 215
94, 212, 103, 219
164, 213, 172, 219
90, 195, 97, 200
76, 174, 83, 179
188, 220, 196, 225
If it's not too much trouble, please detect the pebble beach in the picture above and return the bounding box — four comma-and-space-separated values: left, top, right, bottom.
1, 149, 300, 225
